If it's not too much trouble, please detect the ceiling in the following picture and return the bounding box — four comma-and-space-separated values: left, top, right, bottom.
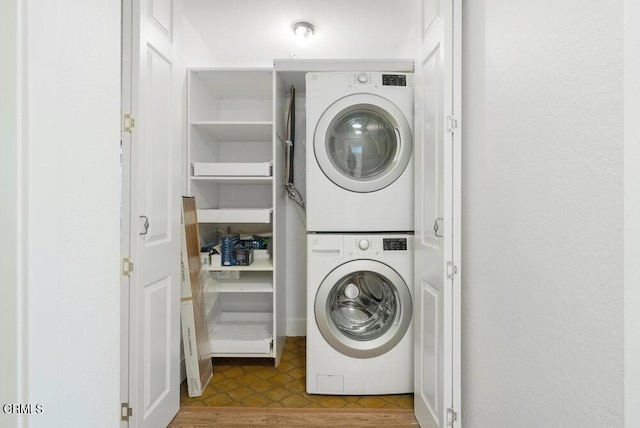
182, 0, 417, 66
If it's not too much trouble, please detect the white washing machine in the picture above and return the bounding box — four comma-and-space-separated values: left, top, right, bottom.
306, 71, 415, 232
306, 233, 414, 395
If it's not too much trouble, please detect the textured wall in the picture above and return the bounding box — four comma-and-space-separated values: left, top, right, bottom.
461, 1, 624, 427
624, 0, 640, 425
0, 1, 21, 427
24, 0, 121, 426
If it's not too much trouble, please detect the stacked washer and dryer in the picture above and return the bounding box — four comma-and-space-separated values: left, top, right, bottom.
305, 71, 415, 395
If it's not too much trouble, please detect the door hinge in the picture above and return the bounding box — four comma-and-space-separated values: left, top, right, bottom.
122, 258, 134, 276
121, 403, 133, 422
123, 114, 136, 132
447, 408, 458, 426
447, 115, 458, 134
447, 261, 458, 279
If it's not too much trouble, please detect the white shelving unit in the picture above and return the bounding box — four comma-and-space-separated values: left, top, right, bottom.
187, 68, 287, 364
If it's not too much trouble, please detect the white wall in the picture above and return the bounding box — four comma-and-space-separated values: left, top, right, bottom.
0, 1, 23, 427
624, 0, 640, 425
180, 15, 220, 68
1, 1, 122, 427
284, 95, 308, 336
461, 1, 624, 426
182, 0, 416, 67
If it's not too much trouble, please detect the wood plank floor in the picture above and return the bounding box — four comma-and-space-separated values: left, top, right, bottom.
168, 407, 419, 427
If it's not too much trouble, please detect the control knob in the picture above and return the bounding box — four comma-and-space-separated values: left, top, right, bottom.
358, 239, 370, 250
357, 73, 369, 83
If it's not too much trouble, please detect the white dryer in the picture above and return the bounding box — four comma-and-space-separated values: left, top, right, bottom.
306, 71, 414, 232
306, 233, 413, 395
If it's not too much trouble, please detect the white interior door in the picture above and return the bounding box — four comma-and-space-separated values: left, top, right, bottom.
413, 0, 461, 427
122, 0, 181, 426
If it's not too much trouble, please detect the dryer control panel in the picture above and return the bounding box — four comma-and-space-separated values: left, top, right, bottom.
344, 235, 412, 256
382, 74, 407, 86
306, 71, 414, 97
383, 238, 408, 251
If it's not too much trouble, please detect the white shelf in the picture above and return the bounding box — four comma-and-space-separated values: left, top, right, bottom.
191, 121, 272, 141
191, 176, 273, 184
192, 161, 272, 177
205, 257, 273, 272
208, 311, 273, 356
213, 272, 273, 293
191, 161, 272, 184
197, 208, 272, 224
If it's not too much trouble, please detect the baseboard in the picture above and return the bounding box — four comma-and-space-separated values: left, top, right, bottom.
286, 318, 306, 337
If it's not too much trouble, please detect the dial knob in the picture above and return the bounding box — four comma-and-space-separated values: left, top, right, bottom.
357, 73, 369, 83
358, 239, 370, 250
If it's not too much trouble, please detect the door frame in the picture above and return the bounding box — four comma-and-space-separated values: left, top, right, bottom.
120, 0, 133, 424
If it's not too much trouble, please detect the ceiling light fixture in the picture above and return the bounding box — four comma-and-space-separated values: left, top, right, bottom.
292, 21, 315, 42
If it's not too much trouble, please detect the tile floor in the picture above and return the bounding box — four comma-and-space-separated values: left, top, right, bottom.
180, 336, 414, 409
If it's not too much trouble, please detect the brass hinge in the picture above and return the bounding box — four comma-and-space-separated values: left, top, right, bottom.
123, 114, 136, 132
122, 258, 134, 276
447, 408, 458, 426
121, 402, 132, 422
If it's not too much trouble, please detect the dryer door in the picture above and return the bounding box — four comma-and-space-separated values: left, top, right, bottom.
314, 94, 412, 193
315, 259, 412, 358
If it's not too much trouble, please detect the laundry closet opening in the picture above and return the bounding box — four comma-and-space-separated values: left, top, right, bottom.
180, 62, 416, 410
124, 1, 461, 426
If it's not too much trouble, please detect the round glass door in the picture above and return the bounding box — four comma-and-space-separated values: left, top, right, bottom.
328, 271, 398, 340
327, 109, 397, 180
314, 94, 412, 193
315, 260, 412, 358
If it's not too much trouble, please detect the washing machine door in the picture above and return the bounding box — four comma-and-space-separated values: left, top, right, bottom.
315, 259, 412, 358
314, 93, 412, 193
